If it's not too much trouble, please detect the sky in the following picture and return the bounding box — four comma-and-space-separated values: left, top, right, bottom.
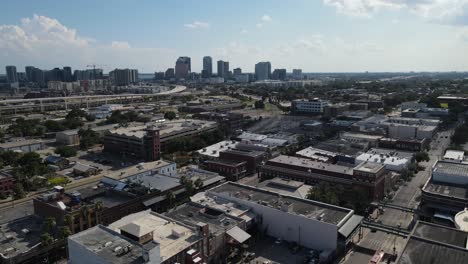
1, 0, 468, 73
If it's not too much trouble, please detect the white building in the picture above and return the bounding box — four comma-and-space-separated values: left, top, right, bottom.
400, 102, 428, 110
443, 150, 465, 163
88, 104, 126, 119
292, 98, 329, 114
355, 149, 412, 172
387, 123, 437, 140
68, 225, 161, 264
203, 182, 363, 252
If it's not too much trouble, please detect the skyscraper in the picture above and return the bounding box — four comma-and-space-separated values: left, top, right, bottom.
233, 68, 242, 76
255, 62, 271, 81
175, 57, 191, 79
25, 66, 34, 82
109, 68, 138, 86
63, 66, 73, 82
165, 68, 175, 79
202, 56, 212, 78
272, 69, 287, 80
217, 60, 229, 78
292, 69, 303, 80
5, 66, 18, 83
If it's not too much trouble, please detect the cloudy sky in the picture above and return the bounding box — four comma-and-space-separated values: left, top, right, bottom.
1, 0, 468, 73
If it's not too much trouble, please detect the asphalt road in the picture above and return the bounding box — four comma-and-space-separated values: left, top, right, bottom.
343, 129, 453, 264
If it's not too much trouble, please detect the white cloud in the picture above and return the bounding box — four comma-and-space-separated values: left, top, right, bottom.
0, 14, 176, 72
184, 21, 210, 29
261, 14, 272, 22
323, 0, 468, 24
256, 23, 263, 28
240, 29, 248, 34
457, 26, 468, 41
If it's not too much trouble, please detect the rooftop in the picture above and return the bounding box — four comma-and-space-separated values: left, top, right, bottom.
296, 146, 339, 162
444, 150, 465, 162
255, 177, 311, 199
267, 155, 354, 175
433, 161, 468, 179
237, 132, 268, 142
196, 140, 239, 158
108, 210, 201, 261
342, 132, 383, 140
354, 161, 385, 174
107, 119, 217, 139
423, 181, 468, 200
105, 160, 174, 181
166, 202, 241, 235
0, 139, 43, 149
0, 215, 43, 259
208, 182, 353, 226
397, 221, 468, 264
68, 225, 156, 264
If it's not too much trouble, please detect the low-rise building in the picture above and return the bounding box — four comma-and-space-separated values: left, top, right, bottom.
421, 161, 468, 224
204, 159, 247, 181
203, 182, 363, 255
0, 139, 44, 153
396, 221, 468, 264
355, 148, 413, 172
260, 155, 386, 200
377, 137, 428, 152
218, 148, 267, 174
291, 98, 329, 114
0, 171, 15, 196
443, 150, 465, 163
103, 120, 217, 161
107, 210, 204, 264
255, 177, 312, 199
341, 132, 383, 147
67, 224, 161, 264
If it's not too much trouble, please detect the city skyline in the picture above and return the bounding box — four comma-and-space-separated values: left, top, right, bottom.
1, 0, 468, 73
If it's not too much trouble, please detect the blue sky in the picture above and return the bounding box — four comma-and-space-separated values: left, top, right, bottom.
1, 0, 468, 73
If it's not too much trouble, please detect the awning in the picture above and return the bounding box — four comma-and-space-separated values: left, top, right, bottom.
339, 215, 364, 239
226, 226, 251, 243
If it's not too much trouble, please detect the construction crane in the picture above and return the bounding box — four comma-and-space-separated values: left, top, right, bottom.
86, 64, 106, 79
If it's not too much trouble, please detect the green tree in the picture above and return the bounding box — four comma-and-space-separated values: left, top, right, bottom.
13, 183, 26, 199
40, 233, 54, 246
43, 217, 56, 234
55, 146, 77, 157
44, 120, 66, 132
164, 111, 177, 120
78, 128, 100, 149
415, 151, 430, 162
254, 100, 265, 109
166, 191, 175, 209
58, 226, 71, 239
194, 178, 204, 190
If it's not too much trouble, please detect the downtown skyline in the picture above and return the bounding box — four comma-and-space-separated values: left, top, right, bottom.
1, 0, 468, 73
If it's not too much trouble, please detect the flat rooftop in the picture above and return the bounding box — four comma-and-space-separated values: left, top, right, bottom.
267, 155, 354, 175
423, 181, 468, 200
296, 147, 337, 162
342, 132, 383, 140
69, 225, 154, 264
397, 221, 468, 264
433, 161, 468, 177
208, 182, 352, 226
107, 119, 217, 139
354, 161, 385, 174
444, 150, 465, 161
197, 140, 239, 158
105, 160, 174, 181
0, 139, 43, 149
255, 177, 311, 199
0, 215, 43, 259
108, 210, 200, 261
166, 202, 241, 235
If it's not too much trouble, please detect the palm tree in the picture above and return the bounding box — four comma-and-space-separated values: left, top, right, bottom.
94, 201, 104, 224
166, 191, 175, 209
43, 217, 56, 234
58, 226, 71, 239
40, 233, 53, 247
64, 214, 74, 234
80, 206, 89, 231
194, 178, 204, 190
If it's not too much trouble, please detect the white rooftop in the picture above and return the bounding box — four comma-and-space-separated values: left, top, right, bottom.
197, 140, 239, 158
444, 150, 465, 162
108, 210, 200, 261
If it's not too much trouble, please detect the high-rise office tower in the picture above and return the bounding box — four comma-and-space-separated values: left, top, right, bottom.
217, 60, 229, 78
202, 56, 212, 78
63, 66, 73, 82
255, 62, 271, 81
25, 66, 34, 82
292, 69, 303, 80
5, 66, 18, 83
233, 68, 242, 76
175, 57, 191, 79
109, 68, 138, 86
165, 68, 175, 79
272, 69, 287, 80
